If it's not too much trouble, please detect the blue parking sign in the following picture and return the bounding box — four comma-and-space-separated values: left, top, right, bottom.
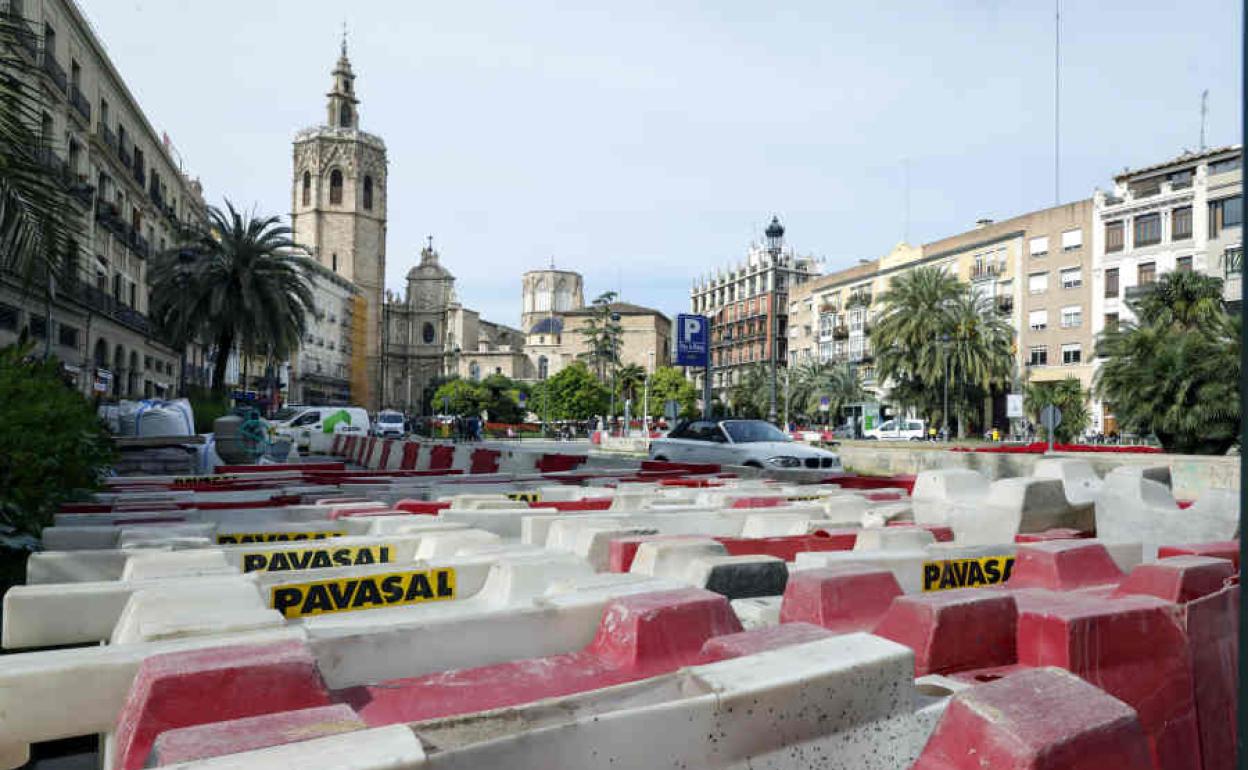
675, 314, 709, 367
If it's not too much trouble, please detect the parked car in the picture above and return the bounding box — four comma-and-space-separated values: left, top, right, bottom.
648, 418, 842, 470
372, 409, 407, 439
270, 405, 370, 450
864, 418, 927, 441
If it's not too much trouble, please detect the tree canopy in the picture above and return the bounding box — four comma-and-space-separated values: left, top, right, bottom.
530, 361, 610, 420
1095, 271, 1239, 454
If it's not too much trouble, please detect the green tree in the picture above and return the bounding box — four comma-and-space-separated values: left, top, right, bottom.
420, 374, 458, 416
151, 201, 315, 395
647, 366, 698, 418
615, 363, 646, 407
432, 378, 487, 417
479, 373, 522, 423
530, 361, 609, 420
1023, 377, 1089, 443
577, 291, 622, 382
791, 361, 864, 423
870, 267, 1013, 436
1095, 271, 1240, 454
727, 364, 771, 419
0, 341, 115, 538
0, 16, 78, 285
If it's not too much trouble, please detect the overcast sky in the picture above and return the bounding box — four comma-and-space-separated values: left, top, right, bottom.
79, 0, 1241, 328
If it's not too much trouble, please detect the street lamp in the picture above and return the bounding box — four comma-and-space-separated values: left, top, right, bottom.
765, 217, 784, 425
643, 350, 654, 436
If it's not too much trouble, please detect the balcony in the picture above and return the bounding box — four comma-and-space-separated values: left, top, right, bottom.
1123, 283, 1155, 301
39, 50, 66, 93
995, 297, 1014, 315
63, 279, 152, 337
128, 229, 151, 259
69, 84, 91, 123
846, 292, 872, 308
35, 146, 68, 181
96, 122, 117, 151
971, 262, 1004, 281
67, 175, 94, 208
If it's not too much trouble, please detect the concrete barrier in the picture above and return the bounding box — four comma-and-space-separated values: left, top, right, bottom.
1095, 468, 1237, 559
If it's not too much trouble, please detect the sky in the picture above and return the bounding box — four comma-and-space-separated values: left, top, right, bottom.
78, 0, 1241, 328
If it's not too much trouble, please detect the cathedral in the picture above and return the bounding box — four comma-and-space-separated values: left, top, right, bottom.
289, 39, 670, 414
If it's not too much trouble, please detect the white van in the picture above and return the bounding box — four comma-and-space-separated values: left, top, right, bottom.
865, 418, 927, 441
271, 405, 370, 451
371, 409, 407, 439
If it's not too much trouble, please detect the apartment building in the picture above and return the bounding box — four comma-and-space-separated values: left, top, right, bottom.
0, 0, 208, 398
289, 255, 360, 405
689, 217, 819, 403
786, 256, 884, 376
1090, 145, 1242, 433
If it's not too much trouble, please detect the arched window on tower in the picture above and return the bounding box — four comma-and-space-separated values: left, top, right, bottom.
301, 172, 310, 206
339, 103, 352, 128
363, 176, 373, 210
329, 170, 343, 205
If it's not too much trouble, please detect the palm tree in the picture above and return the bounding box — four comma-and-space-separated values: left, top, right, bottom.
0, 16, 78, 288
615, 363, 645, 405
940, 291, 1014, 436
151, 201, 315, 394
869, 267, 963, 417
790, 361, 863, 423
1023, 377, 1089, 443
1095, 272, 1239, 454
727, 364, 770, 419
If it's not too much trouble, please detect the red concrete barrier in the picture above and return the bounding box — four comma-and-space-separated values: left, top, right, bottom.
1113, 556, 1236, 605
469, 448, 502, 474
330, 434, 344, 455
779, 565, 903, 633
873, 589, 1018, 676
1182, 583, 1239, 770
913, 666, 1153, 769
717, 532, 858, 561
1006, 541, 1125, 592
399, 441, 420, 470
728, 496, 790, 509
531, 499, 613, 511
428, 445, 455, 471
377, 440, 394, 469
1016, 593, 1201, 770
1015, 528, 1092, 543
535, 453, 588, 473
149, 704, 365, 767
823, 473, 917, 494
114, 641, 333, 770
697, 621, 832, 662
335, 588, 742, 725
1157, 541, 1240, 569
394, 499, 452, 515
640, 460, 721, 474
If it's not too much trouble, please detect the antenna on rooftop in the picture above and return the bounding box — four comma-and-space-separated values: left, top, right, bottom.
1053, 0, 1061, 206
1199, 89, 1209, 151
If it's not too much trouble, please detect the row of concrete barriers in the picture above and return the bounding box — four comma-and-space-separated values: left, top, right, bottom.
0, 438, 1238, 769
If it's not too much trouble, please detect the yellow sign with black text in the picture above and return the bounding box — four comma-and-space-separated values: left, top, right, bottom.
270, 568, 457, 618
217, 531, 347, 545
242, 545, 392, 573
507, 491, 542, 503
921, 555, 1014, 592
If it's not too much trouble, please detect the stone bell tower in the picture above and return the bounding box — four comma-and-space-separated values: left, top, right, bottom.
291, 34, 388, 408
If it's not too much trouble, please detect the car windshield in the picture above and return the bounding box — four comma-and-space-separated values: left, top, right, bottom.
721, 420, 790, 443
272, 407, 301, 422
379, 413, 403, 423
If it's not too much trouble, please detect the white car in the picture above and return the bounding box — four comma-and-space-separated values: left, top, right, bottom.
864, 418, 927, 441
648, 419, 842, 471
372, 410, 407, 439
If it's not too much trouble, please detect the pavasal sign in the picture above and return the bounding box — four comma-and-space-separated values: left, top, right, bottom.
217, 530, 347, 545
242, 545, 392, 573
922, 555, 1014, 592
271, 567, 456, 619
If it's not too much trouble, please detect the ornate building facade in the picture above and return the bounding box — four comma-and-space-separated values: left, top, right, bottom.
290, 40, 387, 408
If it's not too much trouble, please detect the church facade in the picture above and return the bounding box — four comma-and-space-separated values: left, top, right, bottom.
288, 39, 671, 414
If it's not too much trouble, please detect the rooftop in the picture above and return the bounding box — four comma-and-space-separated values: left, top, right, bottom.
1113, 144, 1241, 181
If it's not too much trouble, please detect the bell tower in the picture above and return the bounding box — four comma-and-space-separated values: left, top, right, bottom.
291, 34, 388, 409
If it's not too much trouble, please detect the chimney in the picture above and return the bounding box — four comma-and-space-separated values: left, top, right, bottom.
975, 218, 994, 230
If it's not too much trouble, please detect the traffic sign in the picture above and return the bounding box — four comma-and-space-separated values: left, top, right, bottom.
675, 314, 709, 367
818, 396, 830, 412
1040, 405, 1062, 431
1006, 394, 1024, 418
518, 392, 527, 405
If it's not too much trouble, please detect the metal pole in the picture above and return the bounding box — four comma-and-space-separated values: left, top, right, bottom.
644, 350, 653, 436
702, 366, 712, 419
768, 285, 778, 424
943, 355, 949, 442
782, 368, 789, 431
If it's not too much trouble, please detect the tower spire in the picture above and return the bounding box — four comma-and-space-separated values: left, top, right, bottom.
326, 32, 359, 129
